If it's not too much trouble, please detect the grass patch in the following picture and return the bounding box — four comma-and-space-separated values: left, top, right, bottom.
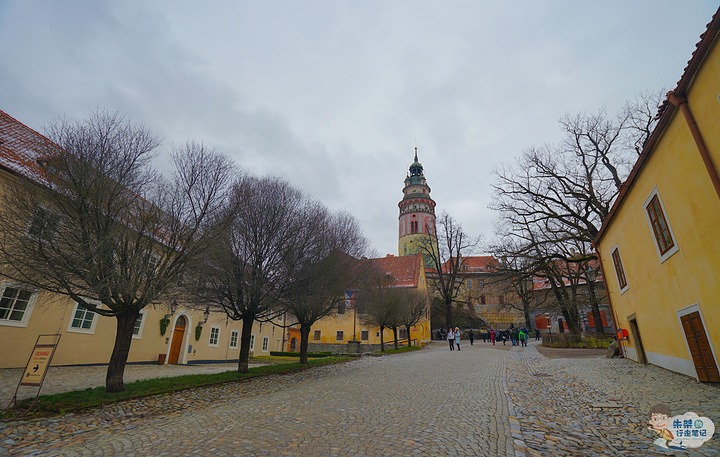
377, 345, 422, 354
1, 356, 350, 421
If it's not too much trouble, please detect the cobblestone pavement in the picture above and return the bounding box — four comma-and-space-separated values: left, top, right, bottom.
1, 341, 719, 456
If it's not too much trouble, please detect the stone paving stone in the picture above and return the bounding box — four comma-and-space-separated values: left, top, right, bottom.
2, 341, 720, 456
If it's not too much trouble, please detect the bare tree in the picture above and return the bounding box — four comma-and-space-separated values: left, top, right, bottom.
397, 288, 429, 347
491, 95, 661, 336
280, 210, 369, 363
358, 269, 403, 352
195, 176, 316, 373
0, 111, 234, 392
418, 212, 481, 331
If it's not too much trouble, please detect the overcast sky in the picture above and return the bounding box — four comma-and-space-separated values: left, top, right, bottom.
1, 1, 717, 257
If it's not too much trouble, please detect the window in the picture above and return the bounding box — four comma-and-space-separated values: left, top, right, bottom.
132, 311, 146, 339
478, 280, 484, 289
262, 336, 269, 352
361, 330, 369, 341
250, 334, 255, 351
498, 295, 504, 305
644, 188, 679, 262
466, 280, 472, 289
376, 331, 380, 338
337, 301, 345, 314
229, 330, 239, 349
399, 328, 408, 339
68, 302, 99, 334
611, 246, 629, 292
480, 295, 486, 305
209, 326, 220, 347
0, 283, 37, 327
27, 207, 61, 242
336, 331, 344, 341
313, 330, 321, 341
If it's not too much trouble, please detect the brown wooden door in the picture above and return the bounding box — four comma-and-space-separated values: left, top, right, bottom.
168, 316, 186, 364
681, 312, 720, 382
628, 317, 647, 364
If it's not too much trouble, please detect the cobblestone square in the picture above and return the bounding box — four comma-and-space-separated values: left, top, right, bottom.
2, 341, 719, 456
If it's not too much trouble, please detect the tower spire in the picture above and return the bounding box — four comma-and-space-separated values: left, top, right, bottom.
414, 146, 418, 163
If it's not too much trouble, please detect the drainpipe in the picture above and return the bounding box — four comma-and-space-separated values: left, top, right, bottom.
667, 92, 720, 200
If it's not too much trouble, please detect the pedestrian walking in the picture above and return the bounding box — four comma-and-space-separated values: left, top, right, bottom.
511, 329, 518, 346
519, 329, 527, 347
502, 329, 507, 345
489, 328, 496, 346
482, 331, 487, 343
454, 327, 462, 351
535, 328, 540, 341
468, 329, 474, 345
447, 328, 455, 351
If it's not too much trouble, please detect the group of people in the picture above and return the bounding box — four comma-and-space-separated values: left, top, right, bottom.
484, 327, 538, 346
436, 326, 543, 351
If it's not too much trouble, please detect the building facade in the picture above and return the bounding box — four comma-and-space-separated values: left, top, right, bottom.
0, 110, 279, 369
594, 7, 720, 382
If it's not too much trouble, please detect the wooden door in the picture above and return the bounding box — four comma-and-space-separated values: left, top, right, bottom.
628, 317, 647, 364
681, 312, 720, 382
168, 316, 186, 364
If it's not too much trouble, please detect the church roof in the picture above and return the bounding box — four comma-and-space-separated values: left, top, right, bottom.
365, 254, 423, 288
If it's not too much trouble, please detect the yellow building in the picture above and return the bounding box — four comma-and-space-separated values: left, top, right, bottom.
300, 253, 432, 352
0, 110, 280, 369
594, 8, 720, 382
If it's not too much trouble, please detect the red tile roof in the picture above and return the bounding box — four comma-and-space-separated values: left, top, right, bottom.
365, 254, 423, 287
0, 110, 57, 183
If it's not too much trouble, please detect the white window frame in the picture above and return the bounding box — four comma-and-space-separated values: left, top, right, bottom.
261, 336, 269, 352
610, 244, 629, 295
229, 330, 239, 349
643, 187, 679, 263
67, 300, 102, 335
132, 309, 147, 339
250, 334, 256, 351
208, 326, 220, 347
0, 281, 39, 327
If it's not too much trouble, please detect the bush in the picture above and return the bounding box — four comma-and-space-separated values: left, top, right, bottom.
541, 333, 612, 348
269, 351, 332, 358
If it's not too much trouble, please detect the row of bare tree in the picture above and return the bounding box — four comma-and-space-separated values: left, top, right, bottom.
0, 110, 382, 393
488, 91, 665, 334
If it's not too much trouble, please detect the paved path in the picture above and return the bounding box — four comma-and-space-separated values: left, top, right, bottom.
1, 341, 720, 456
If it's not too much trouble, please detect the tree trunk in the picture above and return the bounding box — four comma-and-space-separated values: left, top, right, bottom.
588, 282, 605, 336
237, 314, 255, 373
105, 310, 139, 393
380, 325, 385, 352
444, 296, 453, 331
392, 327, 398, 349
299, 324, 311, 364
405, 325, 412, 347
523, 302, 532, 330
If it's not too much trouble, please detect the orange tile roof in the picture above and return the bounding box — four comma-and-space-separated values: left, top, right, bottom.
365, 254, 422, 287
0, 110, 57, 182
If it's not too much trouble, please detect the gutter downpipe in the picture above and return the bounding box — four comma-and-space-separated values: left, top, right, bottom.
592, 243, 624, 358
668, 92, 720, 201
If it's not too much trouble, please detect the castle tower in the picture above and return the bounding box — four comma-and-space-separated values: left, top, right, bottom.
398, 148, 437, 263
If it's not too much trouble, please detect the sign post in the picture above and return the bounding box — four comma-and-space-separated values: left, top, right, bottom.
4, 334, 61, 415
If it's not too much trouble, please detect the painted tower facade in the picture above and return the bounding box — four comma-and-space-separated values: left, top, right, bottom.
398, 148, 437, 262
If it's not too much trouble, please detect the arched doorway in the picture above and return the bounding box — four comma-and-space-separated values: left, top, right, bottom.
168, 315, 187, 364
289, 337, 297, 352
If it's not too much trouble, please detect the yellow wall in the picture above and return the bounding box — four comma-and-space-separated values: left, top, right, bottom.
0, 285, 280, 369
597, 35, 720, 378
